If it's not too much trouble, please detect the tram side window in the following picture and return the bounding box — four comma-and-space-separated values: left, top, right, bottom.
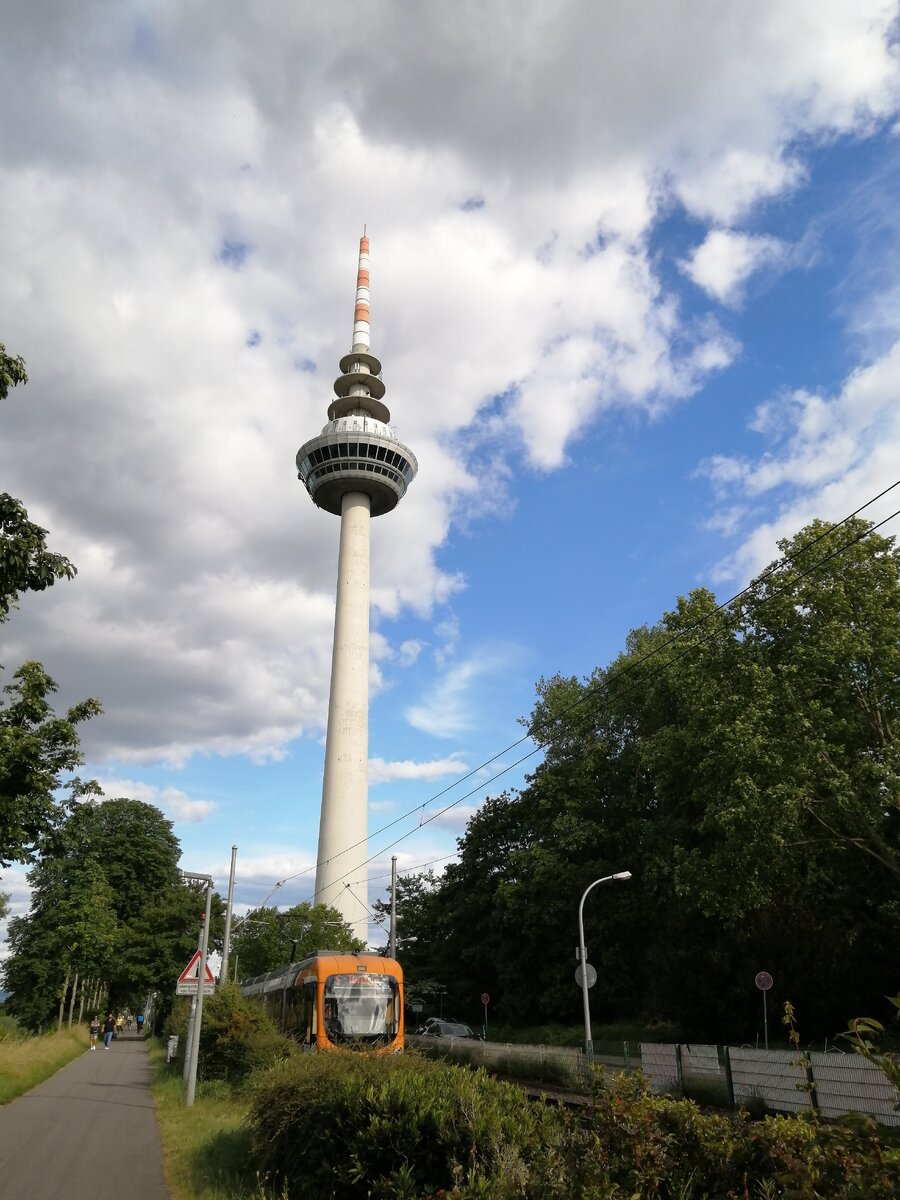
264, 991, 282, 1027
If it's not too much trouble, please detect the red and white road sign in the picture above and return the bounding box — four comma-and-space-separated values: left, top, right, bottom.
176, 950, 216, 994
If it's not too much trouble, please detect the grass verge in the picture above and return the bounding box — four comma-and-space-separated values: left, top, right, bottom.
149, 1040, 282, 1200
0, 1026, 88, 1104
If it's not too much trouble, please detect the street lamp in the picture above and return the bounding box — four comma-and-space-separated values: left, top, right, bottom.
178, 870, 214, 1108
577, 871, 631, 1058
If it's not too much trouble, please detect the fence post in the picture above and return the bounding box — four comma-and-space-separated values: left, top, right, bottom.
675, 1043, 684, 1096
623, 1040, 629, 1069
722, 1045, 735, 1111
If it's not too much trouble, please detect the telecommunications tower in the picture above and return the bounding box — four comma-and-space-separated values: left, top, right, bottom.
296, 234, 418, 936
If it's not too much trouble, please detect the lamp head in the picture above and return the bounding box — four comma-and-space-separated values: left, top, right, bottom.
612, 871, 632, 881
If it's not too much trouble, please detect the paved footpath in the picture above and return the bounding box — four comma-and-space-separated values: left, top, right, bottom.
0, 1035, 169, 1200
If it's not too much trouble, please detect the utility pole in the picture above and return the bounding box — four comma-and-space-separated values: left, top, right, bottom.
182, 917, 204, 1083
180, 870, 214, 1108
389, 856, 397, 960
220, 844, 238, 983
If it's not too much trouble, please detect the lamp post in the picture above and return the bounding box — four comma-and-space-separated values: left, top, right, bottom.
577, 871, 631, 1058
179, 870, 214, 1108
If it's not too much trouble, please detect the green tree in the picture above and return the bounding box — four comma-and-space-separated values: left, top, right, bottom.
407, 517, 900, 1039
0, 663, 102, 866
231, 901, 362, 979
2, 798, 221, 1028
0, 494, 77, 622
0, 342, 27, 400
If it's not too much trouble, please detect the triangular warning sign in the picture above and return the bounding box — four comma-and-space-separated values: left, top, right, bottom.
178, 950, 215, 984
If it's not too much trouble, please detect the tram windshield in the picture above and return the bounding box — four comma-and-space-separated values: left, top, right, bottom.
323, 973, 399, 1045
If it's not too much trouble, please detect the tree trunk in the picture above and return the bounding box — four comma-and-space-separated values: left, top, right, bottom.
77, 975, 88, 1025
57, 971, 70, 1033
67, 970, 79, 1028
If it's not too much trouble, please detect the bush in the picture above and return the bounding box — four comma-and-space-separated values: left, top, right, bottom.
170, 983, 293, 1083
243, 1049, 900, 1199
587, 1069, 900, 1199
247, 1051, 577, 1199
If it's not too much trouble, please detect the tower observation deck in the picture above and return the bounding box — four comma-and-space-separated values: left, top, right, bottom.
296, 235, 417, 937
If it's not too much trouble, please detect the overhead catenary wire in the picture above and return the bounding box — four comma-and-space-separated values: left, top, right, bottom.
258, 480, 900, 905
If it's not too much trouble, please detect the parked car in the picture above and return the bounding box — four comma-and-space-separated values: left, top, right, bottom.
414, 1018, 481, 1040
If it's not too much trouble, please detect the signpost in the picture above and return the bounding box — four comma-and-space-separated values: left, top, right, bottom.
176, 950, 216, 996
575, 963, 597, 989
755, 970, 773, 1050
481, 992, 490, 1040
178, 870, 214, 1108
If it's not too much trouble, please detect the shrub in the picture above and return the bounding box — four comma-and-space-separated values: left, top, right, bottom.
587, 1069, 900, 1199
190, 983, 293, 1083
247, 1051, 576, 1199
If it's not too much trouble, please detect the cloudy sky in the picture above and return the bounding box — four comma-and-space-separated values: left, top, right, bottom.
2, 1, 900, 952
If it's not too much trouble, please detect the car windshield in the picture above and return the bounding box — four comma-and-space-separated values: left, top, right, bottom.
323, 973, 398, 1045
437, 1022, 475, 1038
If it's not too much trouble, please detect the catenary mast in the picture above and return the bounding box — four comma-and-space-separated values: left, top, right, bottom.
296, 234, 418, 938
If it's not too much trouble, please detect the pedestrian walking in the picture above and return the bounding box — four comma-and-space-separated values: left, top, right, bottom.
102, 1012, 115, 1049
89, 1014, 100, 1050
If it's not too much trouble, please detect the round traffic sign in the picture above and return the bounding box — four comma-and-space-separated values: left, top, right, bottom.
755, 971, 773, 991
575, 964, 597, 989
481, 992, 490, 1005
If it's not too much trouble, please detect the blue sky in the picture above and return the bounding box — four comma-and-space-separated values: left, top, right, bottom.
2, 1, 899, 952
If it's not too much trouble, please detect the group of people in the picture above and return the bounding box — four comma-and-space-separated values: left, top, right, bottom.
88, 1009, 145, 1050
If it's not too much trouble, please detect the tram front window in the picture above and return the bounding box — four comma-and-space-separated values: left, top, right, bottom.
323, 974, 398, 1045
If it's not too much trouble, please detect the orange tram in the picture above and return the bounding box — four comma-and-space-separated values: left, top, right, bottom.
240, 951, 404, 1054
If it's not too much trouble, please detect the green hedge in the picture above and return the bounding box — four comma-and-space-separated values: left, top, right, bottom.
247, 1051, 575, 1199
246, 1053, 900, 1199
167, 983, 293, 1083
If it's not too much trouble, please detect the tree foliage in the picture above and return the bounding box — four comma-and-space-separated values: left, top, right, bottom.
0, 342, 27, 402
397, 518, 900, 1038
0, 494, 77, 623
231, 901, 363, 979
0, 663, 102, 867
2, 798, 223, 1029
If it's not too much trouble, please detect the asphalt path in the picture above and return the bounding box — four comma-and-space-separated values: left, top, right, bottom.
0, 1034, 169, 1200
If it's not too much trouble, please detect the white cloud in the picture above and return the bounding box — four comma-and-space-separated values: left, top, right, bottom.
406, 647, 523, 738
681, 230, 788, 306
703, 338, 900, 581
95, 779, 216, 824
0, 0, 897, 768
369, 756, 469, 785
421, 804, 481, 833
0, 867, 32, 963
396, 640, 424, 667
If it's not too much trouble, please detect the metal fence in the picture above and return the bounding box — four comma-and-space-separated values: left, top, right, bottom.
406, 1034, 591, 1088
640, 1042, 900, 1127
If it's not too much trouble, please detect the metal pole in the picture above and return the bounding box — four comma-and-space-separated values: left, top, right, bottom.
577, 872, 632, 1058
186, 880, 214, 1107
763, 989, 768, 1051
577, 887, 594, 1058
389, 855, 397, 960
220, 844, 238, 983
182, 919, 204, 1082
182, 996, 197, 1080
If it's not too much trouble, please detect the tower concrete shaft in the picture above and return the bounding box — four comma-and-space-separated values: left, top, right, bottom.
296, 235, 417, 938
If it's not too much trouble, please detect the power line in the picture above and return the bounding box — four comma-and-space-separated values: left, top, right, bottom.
259, 481, 900, 903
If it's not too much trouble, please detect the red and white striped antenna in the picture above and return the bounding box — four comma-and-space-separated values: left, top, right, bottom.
352, 228, 370, 351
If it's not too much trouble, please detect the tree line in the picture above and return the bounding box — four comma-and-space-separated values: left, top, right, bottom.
384, 517, 900, 1041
